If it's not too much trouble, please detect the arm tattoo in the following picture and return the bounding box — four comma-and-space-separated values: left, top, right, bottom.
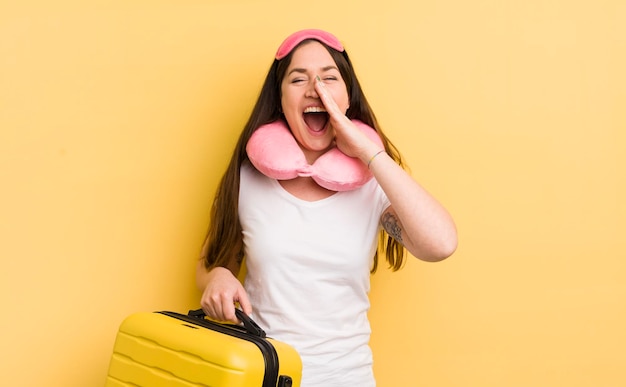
382, 212, 403, 243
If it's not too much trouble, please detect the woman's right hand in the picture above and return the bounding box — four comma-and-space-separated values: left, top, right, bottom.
198, 266, 252, 324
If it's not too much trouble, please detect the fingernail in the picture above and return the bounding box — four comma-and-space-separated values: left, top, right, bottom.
315, 75, 321, 82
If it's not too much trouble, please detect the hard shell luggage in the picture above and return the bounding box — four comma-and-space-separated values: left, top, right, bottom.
105, 308, 302, 387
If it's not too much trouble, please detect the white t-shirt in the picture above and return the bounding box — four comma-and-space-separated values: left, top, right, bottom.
239, 161, 390, 387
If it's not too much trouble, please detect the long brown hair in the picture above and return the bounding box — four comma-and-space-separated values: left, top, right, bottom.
202, 39, 407, 273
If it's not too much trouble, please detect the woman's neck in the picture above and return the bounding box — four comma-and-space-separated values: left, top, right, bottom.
278, 177, 336, 201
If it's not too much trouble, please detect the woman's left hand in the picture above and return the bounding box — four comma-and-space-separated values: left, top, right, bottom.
315, 79, 457, 262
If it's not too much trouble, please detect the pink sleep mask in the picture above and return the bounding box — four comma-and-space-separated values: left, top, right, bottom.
246, 120, 383, 192
275, 29, 344, 60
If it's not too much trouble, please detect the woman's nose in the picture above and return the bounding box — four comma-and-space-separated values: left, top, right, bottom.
305, 79, 319, 98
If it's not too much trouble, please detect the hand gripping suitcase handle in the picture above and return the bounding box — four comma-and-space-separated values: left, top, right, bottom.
188, 308, 267, 338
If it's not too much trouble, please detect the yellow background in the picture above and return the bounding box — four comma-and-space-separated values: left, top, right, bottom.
1, 1, 624, 386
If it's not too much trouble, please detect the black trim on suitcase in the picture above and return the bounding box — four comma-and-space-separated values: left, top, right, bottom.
157, 309, 289, 387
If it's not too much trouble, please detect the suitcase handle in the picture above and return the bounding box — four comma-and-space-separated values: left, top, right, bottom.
187, 308, 267, 338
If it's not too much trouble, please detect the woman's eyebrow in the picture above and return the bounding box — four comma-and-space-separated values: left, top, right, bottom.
287, 65, 339, 76
287, 68, 307, 76
320, 65, 339, 72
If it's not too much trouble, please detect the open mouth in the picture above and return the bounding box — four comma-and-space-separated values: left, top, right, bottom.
303, 106, 329, 133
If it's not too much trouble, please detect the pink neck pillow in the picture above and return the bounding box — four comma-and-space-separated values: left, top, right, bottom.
246, 119, 383, 192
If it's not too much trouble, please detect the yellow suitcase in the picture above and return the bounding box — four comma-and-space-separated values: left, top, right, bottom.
105, 309, 301, 387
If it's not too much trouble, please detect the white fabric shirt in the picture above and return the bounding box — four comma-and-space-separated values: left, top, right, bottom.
239, 161, 390, 387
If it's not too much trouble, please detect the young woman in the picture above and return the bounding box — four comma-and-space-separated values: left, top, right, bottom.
196, 29, 457, 386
